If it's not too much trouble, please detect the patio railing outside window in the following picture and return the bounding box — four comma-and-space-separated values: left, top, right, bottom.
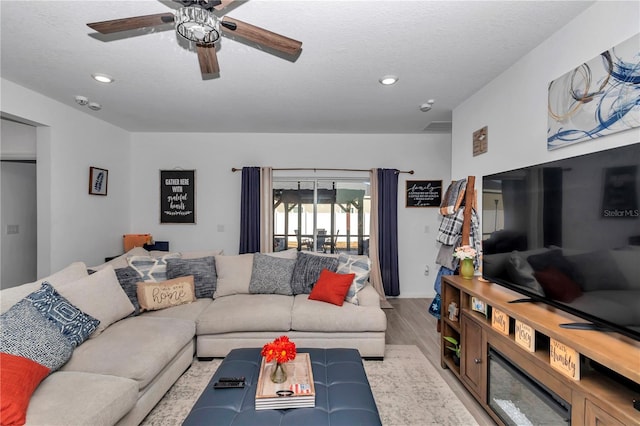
273, 178, 370, 255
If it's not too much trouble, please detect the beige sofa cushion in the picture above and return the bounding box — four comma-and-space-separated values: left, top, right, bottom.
61, 316, 195, 390
291, 291, 387, 332
54, 266, 134, 337
142, 298, 212, 322
213, 254, 254, 297
197, 294, 293, 334
26, 371, 137, 426
0, 262, 89, 314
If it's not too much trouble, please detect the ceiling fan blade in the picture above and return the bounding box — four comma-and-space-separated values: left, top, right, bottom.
87, 13, 175, 34
220, 17, 302, 56
212, 0, 235, 11
196, 44, 220, 74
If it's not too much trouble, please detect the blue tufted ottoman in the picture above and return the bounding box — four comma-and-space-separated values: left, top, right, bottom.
183, 347, 382, 426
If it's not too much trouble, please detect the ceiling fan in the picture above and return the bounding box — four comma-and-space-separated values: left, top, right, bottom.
87, 0, 302, 77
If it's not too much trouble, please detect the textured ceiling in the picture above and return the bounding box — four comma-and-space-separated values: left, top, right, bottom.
0, 0, 594, 133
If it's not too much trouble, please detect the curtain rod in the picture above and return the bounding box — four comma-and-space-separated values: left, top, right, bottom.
231, 167, 414, 174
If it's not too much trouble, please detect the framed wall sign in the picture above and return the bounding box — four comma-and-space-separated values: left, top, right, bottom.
406, 180, 442, 207
160, 169, 196, 224
88, 166, 108, 196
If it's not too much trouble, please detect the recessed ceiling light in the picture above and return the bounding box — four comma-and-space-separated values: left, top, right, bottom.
379, 75, 398, 85
91, 73, 114, 84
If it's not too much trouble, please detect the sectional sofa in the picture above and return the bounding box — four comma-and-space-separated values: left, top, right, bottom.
0, 247, 387, 426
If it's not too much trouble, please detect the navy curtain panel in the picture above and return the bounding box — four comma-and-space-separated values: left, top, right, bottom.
377, 168, 400, 296
239, 167, 261, 254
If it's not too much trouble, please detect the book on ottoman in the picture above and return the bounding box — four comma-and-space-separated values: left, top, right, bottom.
255, 353, 316, 410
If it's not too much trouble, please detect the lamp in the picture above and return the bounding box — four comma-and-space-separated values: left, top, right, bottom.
175, 7, 220, 44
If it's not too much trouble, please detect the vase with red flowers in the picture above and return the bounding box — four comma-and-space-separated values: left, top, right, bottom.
261, 335, 297, 383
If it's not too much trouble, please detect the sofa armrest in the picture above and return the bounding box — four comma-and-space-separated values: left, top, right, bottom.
357, 284, 382, 308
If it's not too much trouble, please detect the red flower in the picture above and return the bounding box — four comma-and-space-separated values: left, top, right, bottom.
261, 335, 297, 363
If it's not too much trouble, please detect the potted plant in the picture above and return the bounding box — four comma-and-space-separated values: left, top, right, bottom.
443, 336, 461, 366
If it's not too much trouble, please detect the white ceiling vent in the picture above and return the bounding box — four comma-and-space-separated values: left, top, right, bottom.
423, 121, 452, 133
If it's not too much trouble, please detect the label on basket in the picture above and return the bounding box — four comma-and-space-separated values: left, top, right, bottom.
491, 308, 510, 335
550, 338, 580, 380
515, 320, 535, 352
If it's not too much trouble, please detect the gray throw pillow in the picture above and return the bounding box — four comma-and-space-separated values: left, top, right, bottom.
249, 253, 296, 295
166, 256, 217, 298
505, 252, 545, 297
114, 266, 142, 315
290, 252, 339, 295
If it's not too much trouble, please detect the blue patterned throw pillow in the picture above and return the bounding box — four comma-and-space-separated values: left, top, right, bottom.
24, 282, 100, 347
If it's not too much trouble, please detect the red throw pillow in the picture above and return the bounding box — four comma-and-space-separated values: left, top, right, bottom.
0, 352, 50, 426
308, 269, 356, 306
533, 267, 583, 303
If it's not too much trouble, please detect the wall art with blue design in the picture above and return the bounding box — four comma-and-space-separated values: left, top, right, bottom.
547, 33, 639, 150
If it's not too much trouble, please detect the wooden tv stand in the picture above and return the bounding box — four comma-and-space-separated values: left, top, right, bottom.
440, 276, 640, 426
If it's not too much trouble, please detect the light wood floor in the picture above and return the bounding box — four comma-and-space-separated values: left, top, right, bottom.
385, 298, 495, 425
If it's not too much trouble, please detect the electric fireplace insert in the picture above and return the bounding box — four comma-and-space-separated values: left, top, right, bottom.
488, 348, 571, 425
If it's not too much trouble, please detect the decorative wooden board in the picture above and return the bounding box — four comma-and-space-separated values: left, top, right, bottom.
255, 353, 315, 410
514, 320, 536, 352
491, 308, 510, 336
550, 338, 581, 380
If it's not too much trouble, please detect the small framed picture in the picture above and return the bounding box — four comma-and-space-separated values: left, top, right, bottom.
89, 167, 108, 196
471, 297, 488, 317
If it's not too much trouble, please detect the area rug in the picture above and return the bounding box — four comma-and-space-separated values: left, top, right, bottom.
140, 345, 478, 426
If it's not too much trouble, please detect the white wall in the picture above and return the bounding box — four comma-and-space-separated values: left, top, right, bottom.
1, 119, 38, 288
1, 77, 451, 297
130, 132, 451, 297
451, 1, 640, 182
1, 79, 132, 276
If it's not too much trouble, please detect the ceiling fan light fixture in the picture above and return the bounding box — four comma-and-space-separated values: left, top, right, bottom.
175, 7, 220, 44
379, 75, 398, 85
91, 73, 114, 84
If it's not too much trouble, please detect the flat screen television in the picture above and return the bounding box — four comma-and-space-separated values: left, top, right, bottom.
482, 143, 640, 342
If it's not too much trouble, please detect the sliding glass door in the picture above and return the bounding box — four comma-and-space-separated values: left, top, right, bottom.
273, 178, 370, 254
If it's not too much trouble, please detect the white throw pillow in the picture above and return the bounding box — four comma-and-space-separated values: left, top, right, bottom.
213, 254, 254, 298
54, 266, 134, 337
128, 253, 181, 282
0, 262, 89, 314
337, 254, 371, 305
